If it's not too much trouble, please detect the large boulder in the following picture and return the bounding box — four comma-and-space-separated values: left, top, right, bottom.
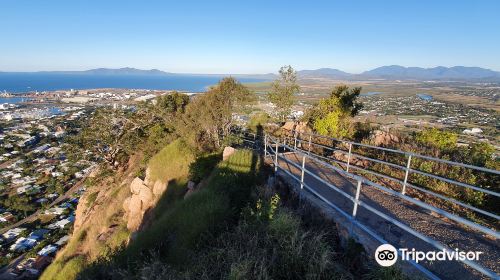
281, 121, 310, 134
127, 195, 144, 231
282, 121, 295, 132
128, 195, 143, 215
122, 197, 131, 212
370, 130, 400, 146
130, 177, 145, 195
187, 181, 196, 190
143, 167, 153, 187
184, 188, 195, 200
152, 180, 167, 197
127, 213, 143, 232
223, 147, 236, 161
137, 185, 153, 210
294, 122, 309, 134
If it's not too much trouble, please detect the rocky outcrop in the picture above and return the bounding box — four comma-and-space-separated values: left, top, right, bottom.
282, 121, 310, 134
370, 130, 400, 146
123, 168, 169, 232
184, 181, 197, 199
331, 151, 369, 169
223, 147, 236, 161
152, 180, 167, 197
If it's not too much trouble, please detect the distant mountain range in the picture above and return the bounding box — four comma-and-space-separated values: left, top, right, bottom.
2, 66, 500, 82
39, 67, 172, 76
297, 65, 500, 81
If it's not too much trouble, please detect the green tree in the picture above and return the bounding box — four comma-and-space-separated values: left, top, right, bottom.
307, 85, 363, 138
5, 195, 35, 217
67, 92, 190, 167
177, 77, 252, 150
268, 66, 300, 122
248, 112, 270, 133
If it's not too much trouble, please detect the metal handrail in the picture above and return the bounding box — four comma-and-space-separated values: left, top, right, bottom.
283, 128, 500, 175
263, 134, 499, 279
283, 130, 500, 199
291, 143, 500, 220
273, 137, 499, 238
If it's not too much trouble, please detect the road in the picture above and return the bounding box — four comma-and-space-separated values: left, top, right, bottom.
273, 152, 499, 280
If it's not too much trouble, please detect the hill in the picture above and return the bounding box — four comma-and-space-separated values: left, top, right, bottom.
3, 65, 500, 81
298, 68, 352, 79
360, 65, 500, 81
295, 65, 500, 81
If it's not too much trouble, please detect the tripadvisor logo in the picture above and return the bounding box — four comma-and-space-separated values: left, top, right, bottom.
375, 244, 398, 267
374, 244, 483, 267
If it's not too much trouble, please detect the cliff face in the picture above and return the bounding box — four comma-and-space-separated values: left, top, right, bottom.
41, 140, 196, 280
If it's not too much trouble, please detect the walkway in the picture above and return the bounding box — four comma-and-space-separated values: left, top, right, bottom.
273, 151, 499, 280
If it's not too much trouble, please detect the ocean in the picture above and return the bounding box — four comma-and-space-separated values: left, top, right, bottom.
0, 97, 30, 104
0, 73, 265, 93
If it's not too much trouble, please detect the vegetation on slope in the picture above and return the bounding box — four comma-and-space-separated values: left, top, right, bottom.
77, 149, 396, 280
78, 149, 261, 278
40, 140, 198, 280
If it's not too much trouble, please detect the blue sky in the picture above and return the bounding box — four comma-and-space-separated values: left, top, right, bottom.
1, 0, 499, 73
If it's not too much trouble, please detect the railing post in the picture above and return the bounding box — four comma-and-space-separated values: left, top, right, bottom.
346, 142, 353, 172
402, 155, 412, 195
307, 135, 312, 155
294, 131, 298, 150
300, 154, 306, 190
264, 134, 268, 157
352, 180, 362, 218
274, 140, 279, 173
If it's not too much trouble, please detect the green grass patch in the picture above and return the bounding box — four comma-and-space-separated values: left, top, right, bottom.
129, 149, 259, 263
40, 256, 86, 280
148, 139, 196, 183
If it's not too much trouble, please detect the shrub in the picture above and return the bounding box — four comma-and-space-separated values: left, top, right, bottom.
415, 128, 457, 151
183, 209, 344, 280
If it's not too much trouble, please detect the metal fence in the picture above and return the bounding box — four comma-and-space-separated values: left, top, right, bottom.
280, 129, 499, 220
249, 130, 500, 280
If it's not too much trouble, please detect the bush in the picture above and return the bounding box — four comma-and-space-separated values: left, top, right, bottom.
415, 128, 457, 151
176, 209, 344, 280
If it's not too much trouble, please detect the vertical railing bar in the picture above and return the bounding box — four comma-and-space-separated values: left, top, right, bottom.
264, 134, 268, 158
307, 135, 312, 155
294, 131, 298, 150
402, 155, 412, 195
352, 180, 362, 217
274, 139, 279, 173
346, 143, 353, 172
300, 155, 306, 191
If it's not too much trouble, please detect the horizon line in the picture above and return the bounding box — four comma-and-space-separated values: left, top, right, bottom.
1, 64, 500, 75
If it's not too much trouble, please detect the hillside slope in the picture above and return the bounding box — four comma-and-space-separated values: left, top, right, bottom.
40, 140, 197, 280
